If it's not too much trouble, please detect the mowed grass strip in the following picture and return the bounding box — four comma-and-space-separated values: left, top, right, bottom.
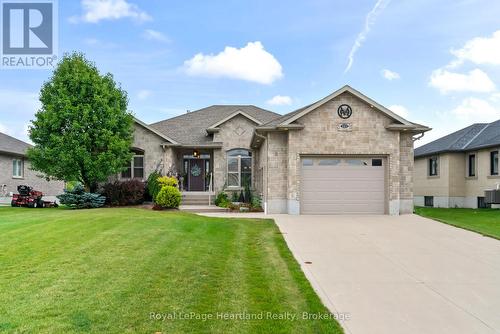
0, 207, 343, 333
415, 207, 500, 240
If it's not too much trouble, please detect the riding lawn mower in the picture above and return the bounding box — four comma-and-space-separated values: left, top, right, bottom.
11, 185, 58, 208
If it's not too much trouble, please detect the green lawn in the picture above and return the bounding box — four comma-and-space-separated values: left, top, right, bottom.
415, 207, 500, 240
0, 207, 343, 334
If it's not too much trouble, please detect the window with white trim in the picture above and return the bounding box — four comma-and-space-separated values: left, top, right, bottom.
12, 159, 23, 178
122, 154, 144, 179
227, 149, 252, 187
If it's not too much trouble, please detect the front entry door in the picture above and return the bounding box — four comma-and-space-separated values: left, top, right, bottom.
188, 159, 205, 191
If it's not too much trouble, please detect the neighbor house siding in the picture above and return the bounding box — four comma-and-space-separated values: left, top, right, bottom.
0, 153, 64, 199
415, 148, 500, 208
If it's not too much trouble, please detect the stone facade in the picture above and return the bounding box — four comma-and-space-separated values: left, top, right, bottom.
117, 122, 168, 181
212, 115, 258, 193
0, 153, 64, 201
257, 92, 415, 215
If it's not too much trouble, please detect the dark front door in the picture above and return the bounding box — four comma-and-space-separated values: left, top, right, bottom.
188, 159, 205, 191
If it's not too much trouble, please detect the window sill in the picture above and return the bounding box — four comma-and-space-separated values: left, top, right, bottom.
465, 176, 477, 180
427, 175, 439, 179
12, 176, 24, 180
225, 187, 244, 191
487, 175, 500, 179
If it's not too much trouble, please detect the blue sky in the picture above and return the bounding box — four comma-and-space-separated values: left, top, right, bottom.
1, 0, 500, 146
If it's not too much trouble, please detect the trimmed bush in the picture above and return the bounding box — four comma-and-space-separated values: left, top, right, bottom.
155, 186, 181, 209
57, 184, 105, 209
215, 192, 230, 208
146, 171, 162, 201
101, 180, 145, 206
158, 176, 178, 188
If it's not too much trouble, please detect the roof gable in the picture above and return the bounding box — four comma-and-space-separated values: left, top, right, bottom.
207, 110, 263, 130
279, 85, 414, 127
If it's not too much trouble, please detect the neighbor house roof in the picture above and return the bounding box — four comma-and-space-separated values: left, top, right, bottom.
257, 85, 430, 132
415, 120, 500, 158
0, 132, 31, 156
150, 105, 280, 145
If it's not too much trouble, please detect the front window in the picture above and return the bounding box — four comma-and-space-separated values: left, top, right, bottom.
227, 149, 252, 187
429, 156, 438, 176
12, 159, 23, 178
491, 151, 498, 176
468, 154, 476, 177
122, 154, 144, 179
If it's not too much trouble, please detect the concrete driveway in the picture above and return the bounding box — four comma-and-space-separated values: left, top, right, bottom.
273, 214, 500, 334
201, 212, 500, 333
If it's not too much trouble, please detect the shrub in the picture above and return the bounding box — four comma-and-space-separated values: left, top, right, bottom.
155, 186, 181, 209
158, 176, 178, 188
231, 191, 239, 202
57, 184, 105, 209
146, 171, 162, 200
251, 194, 262, 209
101, 180, 145, 206
215, 192, 230, 208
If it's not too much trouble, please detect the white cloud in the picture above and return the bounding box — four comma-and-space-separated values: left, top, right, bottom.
137, 90, 152, 100
72, 0, 152, 23
388, 105, 409, 118
416, 96, 500, 147
345, 0, 391, 72
0, 90, 39, 142
143, 29, 170, 43
449, 30, 500, 67
184, 41, 283, 85
0, 122, 10, 135
267, 95, 293, 106
429, 69, 496, 94
451, 97, 500, 123
381, 68, 400, 80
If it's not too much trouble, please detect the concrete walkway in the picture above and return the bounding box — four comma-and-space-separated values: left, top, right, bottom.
200, 213, 500, 334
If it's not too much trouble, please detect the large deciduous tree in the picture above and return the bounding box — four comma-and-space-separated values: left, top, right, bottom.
28, 53, 134, 192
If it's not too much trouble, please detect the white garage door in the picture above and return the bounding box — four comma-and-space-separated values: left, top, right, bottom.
300, 157, 386, 214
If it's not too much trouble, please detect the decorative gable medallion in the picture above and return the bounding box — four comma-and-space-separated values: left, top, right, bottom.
234, 126, 246, 136
337, 104, 353, 119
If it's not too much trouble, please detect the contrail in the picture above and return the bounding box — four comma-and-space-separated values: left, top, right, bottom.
345, 0, 391, 73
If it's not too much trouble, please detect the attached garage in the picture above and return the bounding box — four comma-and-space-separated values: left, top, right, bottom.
300, 157, 386, 214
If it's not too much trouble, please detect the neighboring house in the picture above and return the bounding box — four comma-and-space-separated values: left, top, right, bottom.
124, 85, 429, 215
0, 132, 64, 201
414, 120, 500, 208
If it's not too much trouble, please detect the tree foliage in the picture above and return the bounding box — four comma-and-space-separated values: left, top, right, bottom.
28, 52, 134, 192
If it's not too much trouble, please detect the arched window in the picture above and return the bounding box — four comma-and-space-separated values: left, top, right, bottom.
122, 148, 144, 179
227, 149, 252, 187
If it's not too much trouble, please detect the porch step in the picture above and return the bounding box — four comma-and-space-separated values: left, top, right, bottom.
181, 193, 215, 205
179, 205, 228, 213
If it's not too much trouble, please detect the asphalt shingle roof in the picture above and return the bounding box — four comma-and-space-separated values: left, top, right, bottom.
150, 105, 280, 145
415, 120, 500, 157
258, 104, 313, 128
0, 132, 31, 156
